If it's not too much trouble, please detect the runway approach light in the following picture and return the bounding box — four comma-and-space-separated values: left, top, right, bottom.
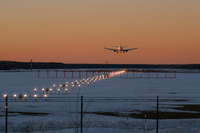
58, 89, 60, 95
4, 95, 7, 101
53, 85, 56, 90
42, 88, 45, 94
34, 94, 37, 102
50, 89, 52, 94
44, 94, 47, 101
79, 85, 81, 90
14, 94, 17, 101
24, 94, 27, 102
34, 88, 37, 94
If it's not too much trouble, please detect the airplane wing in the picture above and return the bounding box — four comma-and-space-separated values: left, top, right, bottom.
104, 47, 118, 51
123, 48, 138, 51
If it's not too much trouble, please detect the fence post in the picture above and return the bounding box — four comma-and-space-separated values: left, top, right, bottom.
81, 96, 83, 133
156, 96, 159, 133
55, 70, 58, 78
174, 71, 176, 78
156, 70, 158, 78
79, 71, 81, 78
47, 70, 49, 78
92, 71, 94, 77
5, 95, 8, 133
145, 114, 147, 131
72, 71, 74, 78
37, 70, 40, 78
63, 70, 66, 78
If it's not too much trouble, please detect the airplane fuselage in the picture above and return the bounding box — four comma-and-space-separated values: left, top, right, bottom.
115, 46, 127, 53
104, 42, 137, 53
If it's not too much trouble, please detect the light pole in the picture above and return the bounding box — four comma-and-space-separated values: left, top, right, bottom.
79, 85, 81, 90
24, 94, 27, 102
14, 94, 17, 102
58, 89, 60, 95
44, 95, 47, 101
50, 89, 52, 95
42, 88, 44, 94
65, 89, 68, 95
4, 95, 7, 102
34, 88, 37, 94
5, 95, 8, 133
53, 85, 55, 90
34, 95, 37, 102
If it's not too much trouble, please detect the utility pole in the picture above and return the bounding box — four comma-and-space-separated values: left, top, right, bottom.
156, 96, 159, 133
76, 96, 79, 133
81, 96, 83, 133
5, 95, 8, 133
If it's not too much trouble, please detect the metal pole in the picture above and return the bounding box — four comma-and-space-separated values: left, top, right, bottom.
156, 96, 159, 133
55, 70, 58, 78
81, 96, 83, 133
174, 71, 176, 78
5, 95, 8, 133
145, 114, 147, 131
79, 71, 81, 78
47, 70, 49, 78
63, 70, 66, 78
156, 71, 158, 78
77, 96, 79, 133
37, 70, 40, 78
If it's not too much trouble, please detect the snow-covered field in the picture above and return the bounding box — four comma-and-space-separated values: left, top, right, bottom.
0, 69, 200, 133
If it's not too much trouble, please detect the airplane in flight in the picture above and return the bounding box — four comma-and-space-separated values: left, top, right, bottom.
104, 42, 138, 53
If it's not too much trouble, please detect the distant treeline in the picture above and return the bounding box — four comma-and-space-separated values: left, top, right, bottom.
0, 61, 200, 70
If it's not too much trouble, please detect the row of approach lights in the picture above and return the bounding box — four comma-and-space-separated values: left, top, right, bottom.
4, 94, 46, 102
3, 75, 110, 102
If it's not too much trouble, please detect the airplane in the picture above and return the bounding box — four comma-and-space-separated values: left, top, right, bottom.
104, 42, 138, 53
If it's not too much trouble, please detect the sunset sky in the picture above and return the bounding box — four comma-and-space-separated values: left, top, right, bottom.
0, 0, 199, 64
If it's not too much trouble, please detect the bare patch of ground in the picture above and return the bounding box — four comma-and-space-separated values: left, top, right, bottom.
86, 104, 200, 119
8, 111, 49, 116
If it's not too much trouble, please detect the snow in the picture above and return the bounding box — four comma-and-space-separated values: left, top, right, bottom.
0, 69, 200, 132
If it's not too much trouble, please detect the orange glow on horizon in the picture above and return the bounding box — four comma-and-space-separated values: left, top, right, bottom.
0, 0, 199, 64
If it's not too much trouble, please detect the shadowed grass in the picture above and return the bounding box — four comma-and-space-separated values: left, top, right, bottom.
8, 111, 49, 116
86, 104, 200, 119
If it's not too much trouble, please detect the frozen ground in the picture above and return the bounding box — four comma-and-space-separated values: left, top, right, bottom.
0, 69, 200, 133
